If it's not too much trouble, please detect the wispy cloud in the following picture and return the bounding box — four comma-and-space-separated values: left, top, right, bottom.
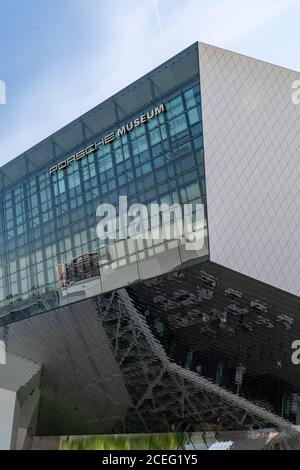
152, 0, 162, 30
0, 0, 298, 165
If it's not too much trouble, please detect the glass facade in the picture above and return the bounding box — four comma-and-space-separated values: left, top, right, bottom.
1, 43, 300, 438
0, 44, 208, 325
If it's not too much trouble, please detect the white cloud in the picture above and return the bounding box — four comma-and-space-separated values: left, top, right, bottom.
0, 0, 298, 165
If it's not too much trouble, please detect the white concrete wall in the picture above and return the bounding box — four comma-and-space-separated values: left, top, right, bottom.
199, 43, 300, 296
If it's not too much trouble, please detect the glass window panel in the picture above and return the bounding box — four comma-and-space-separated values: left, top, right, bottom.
132, 136, 148, 156
130, 125, 145, 140
169, 115, 187, 136
188, 107, 201, 126
166, 96, 184, 118
184, 86, 200, 109
150, 129, 161, 146
68, 172, 81, 189
115, 148, 123, 164
99, 154, 113, 173
147, 116, 159, 131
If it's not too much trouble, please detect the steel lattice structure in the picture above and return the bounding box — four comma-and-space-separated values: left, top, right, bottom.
95, 289, 298, 435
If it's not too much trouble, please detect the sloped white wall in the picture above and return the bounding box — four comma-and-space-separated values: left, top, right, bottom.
199, 43, 300, 296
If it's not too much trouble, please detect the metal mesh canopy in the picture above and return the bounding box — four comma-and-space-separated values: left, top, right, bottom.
1, 260, 299, 436
126, 261, 300, 426
96, 287, 297, 434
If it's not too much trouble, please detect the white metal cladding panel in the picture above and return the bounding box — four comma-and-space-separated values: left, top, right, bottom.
198, 43, 300, 296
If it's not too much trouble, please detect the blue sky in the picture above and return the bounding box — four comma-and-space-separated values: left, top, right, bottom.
0, 0, 299, 166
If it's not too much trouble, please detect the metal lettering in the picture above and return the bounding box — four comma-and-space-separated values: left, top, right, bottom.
85, 144, 96, 154
58, 161, 67, 170
126, 122, 134, 132
155, 104, 165, 116
50, 103, 166, 175
75, 149, 86, 161
67, 155, 76, 165
96, 138, 105, 149
147, 109, 155, 120
50, 165, 58, 175
117, 126, 126, 137
104, 132, 115, 144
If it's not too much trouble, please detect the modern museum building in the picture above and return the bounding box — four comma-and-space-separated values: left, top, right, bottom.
0, 42, 299, 449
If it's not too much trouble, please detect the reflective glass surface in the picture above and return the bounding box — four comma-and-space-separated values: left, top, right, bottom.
0, 46, 209, 324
